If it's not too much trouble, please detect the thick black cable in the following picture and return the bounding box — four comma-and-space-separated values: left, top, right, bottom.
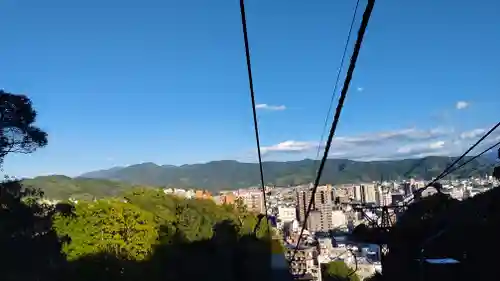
433, 122, 499, 181
239, 0, 270, 235
464, 159, 500, 178
347, 248, 359, 277
442, 140, 500, 178
291, 0, 376, 262
313, 0, 361, 171
324, 249, 359, 277
411, 121, 500, 201
402, 157, 428, 179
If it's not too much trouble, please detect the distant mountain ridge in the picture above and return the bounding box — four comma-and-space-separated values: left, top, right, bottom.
79, 156, 496, 191
21, 175, 156, 201
483, 150, 499, 162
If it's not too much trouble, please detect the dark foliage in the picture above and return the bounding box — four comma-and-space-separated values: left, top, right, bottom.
60, 220, 273, 281
0, 179, 74, 281
0, 90, 48, 162
0, 178, 275, 281
322, 260, 360, 281
0, 91, 58, 280
372, 184, 500, 281
351, 151, 500, 281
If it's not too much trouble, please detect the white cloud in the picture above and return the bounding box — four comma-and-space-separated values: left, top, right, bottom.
456, 101, 469, 110
260, 125, 498, 161
460, 128, 486, 139
255, 103, 286, 111
332, 127, 450, 145
357, 87, 364, 92
261, 141, 317, 154
429, 141, 446, 149
396, 140, 446, 154
261, 128, 449, 156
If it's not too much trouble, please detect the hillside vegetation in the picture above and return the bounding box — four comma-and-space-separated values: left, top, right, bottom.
2, 178, 275, 281
79, 156, 494, 191
22, 175, 157, 200
22, 156, 494, 200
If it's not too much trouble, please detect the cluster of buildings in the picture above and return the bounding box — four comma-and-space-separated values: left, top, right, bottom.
163, 188, 213, 200
271, 174, 497, 281
275, 185, 381, 281
162, 174, 498, 281
163, 186, 268, 213
42, 172, 496, 281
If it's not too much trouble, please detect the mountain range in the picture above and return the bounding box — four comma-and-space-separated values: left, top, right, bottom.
78, 154, 497, 192
21, 175, 155, 201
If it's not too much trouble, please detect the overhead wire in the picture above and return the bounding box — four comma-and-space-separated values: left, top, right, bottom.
432, 122, 499, 181
291, 0, 376, 262
402, 157, 429, 179
388, 129, 500, 281
412, 138, 500, 281
347, 248, 359, 277
411, 150, 500, 281
238, 0, 270, 235
411, 121, 500, 201
462, 158, 500, 177
413, 145, 500, 279
313, 0, 361, 173
327, 248, 359, 277
443, 140, 500, 178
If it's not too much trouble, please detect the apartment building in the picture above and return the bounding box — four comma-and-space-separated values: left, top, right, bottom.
353, 184, 376, 203
278, 206, 297, 222
219, 193, 236, 204
296, 185, 333, 232
195, 190, 212, 200
238, 189, 265, 213
331, 210, 347, 228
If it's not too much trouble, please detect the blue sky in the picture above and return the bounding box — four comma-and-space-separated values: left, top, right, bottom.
1, 0, 499, 178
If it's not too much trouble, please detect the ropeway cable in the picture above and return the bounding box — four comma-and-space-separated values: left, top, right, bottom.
461, 158, 500, 177
441, 140, 500, 178
291, 0, 376, 263
410, 122, 500, 202
313, 0, 361, 174
239, 0, 270, 235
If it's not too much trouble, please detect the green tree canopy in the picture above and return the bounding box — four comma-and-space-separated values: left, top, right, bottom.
322, 260, 360, 281
54, 199, 159, 261
0, 90, 48, 162
0, 91, 280, 281
0, 91, 60, 281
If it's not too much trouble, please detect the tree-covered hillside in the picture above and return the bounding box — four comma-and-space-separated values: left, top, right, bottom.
21, 175, 156, 200
0, 90, 276, 280
2, 178, 276, 281
79, 156, 494, 191
20, 156, 494, 200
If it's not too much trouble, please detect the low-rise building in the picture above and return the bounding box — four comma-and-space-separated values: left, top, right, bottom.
285, 244, 320, 281
278, 206, 297, 222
